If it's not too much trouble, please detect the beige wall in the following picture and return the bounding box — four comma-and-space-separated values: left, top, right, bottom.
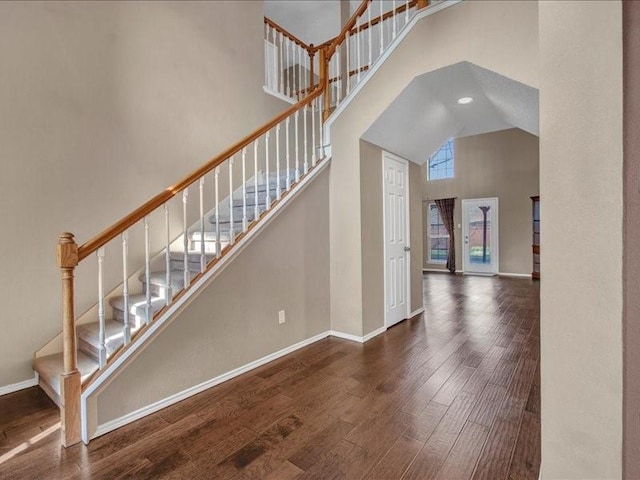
93, 166, 330, 428
360, 141, 423, 336
539, 1, 623, 478
329, 0, 539, 336
0, 1, 288, 387
423, 129, 539, 275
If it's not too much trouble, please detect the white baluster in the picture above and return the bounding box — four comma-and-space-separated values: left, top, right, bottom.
264, 23, 268, 87
228, 157, 235, 243
242, 147, 247, 232
303, 105, 309, 174
265, 131, 271, 209
357, 24, 362, 83
311, 99, 316, 167
289, 42, 298, 98
121, 231, 131, 344
254, 140, 259, 221
346, 31, 351, 95
182, 189, 189, 290
380, 0, 384, 55
336, 49, 342, 106
286, 117, 291, 189
279, 31, 284, 95
144, 216, 151, 325
164, 203, 171, 306
214, 167, 221, 258
276, 123, 282, 200
393, 0, 397, 39
199, 177, 205, 273
298, 46, 303, 100
320, 94, 325, 158
405, 0, 410, 24
294, 110, 300, 183
97, 247, 106, 368
368, 7, 372, 69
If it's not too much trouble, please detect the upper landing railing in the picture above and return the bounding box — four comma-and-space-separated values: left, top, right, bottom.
55, 0, 435, 447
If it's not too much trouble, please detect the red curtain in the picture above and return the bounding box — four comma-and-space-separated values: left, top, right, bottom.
434, 198, 456, 273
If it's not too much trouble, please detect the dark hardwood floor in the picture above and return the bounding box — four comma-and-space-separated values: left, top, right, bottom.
0, 273, 540, 479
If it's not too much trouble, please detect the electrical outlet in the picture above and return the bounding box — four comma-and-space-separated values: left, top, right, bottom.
278, 310, 286, 324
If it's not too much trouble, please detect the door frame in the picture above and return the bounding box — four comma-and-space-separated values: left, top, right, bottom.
461, 197, 499, 275
382, 150, 411, 328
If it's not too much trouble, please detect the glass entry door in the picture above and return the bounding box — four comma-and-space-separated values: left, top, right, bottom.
462, 198, 499, 275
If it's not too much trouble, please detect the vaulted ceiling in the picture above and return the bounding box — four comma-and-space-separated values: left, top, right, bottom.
361, 62, 539, 164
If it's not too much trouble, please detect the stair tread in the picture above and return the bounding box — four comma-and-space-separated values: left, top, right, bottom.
109, 293, 165, 312
76, 318, 140, 352
34, 351, 98, 396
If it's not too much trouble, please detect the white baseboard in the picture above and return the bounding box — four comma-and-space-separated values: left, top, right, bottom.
92, 331, 331, 440
328, 330, 364, 343
422, 268, 463, 274
498, 272, 533, 278
0, 372, 39, 397
409, 307, 425, 318
363, 326, 387, 342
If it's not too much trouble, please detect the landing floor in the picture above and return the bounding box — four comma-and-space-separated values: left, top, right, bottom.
0, 273, 540, 479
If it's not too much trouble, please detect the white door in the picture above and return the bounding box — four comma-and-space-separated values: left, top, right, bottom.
383, 152, 411, 327
462, 198, 499, 275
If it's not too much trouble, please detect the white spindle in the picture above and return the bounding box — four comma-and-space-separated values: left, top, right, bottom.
357, 25, 362, 83
320, 94, 325, 158
97, 247, 106, 368
264, 23, 268, 87
199, 177, 205, 273
285, 117, 291, 189
229, 157, 235, 244
121, 231, 130, 344
164, 204, 171, 306
276, 123, 282, 200
405, 0, 410, 24
254, 140, 259, 220
393, 0, 397, 39
380, 0, 384, 55
304, 105, 308, 174
368, 7, 372, 68
298, 46, 303, 100
242, 147, 247, 232
311, 99, 316, 167
144, 216, 151, 325
214, 167, 221, 258
294, 110, 300, 182
336, 49, 342, 105
265, 131, 271, 209
279, 31, 284, 95
182, 189, 189, 290
289, 42, 298, 98
346, 32, 351, 94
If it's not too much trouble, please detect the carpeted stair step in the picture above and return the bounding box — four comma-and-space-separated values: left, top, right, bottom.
139, 268, 199, 297
77, 319, 137, 362
34, 351, 98, 406
109, 294, 166, 326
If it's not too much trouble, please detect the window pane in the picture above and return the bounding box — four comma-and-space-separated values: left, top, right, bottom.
428, 203, 450, 263
428, 139, 454, 180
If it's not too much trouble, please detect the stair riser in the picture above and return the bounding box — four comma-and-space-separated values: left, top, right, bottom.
113, 307, 153, 327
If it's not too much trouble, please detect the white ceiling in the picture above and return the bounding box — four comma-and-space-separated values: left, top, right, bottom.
361, 62, 539, 164
263, 1, 397, 46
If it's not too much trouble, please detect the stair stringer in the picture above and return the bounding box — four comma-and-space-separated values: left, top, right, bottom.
80, 156, 331, 443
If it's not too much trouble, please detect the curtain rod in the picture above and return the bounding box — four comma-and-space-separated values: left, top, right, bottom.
422, 196, 458, 203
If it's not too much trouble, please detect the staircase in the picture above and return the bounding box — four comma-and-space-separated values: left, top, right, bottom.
37, 0, 441, 447
34, 170, 295, 406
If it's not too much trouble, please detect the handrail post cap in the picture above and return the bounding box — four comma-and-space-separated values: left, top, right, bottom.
57, 233, 79, 268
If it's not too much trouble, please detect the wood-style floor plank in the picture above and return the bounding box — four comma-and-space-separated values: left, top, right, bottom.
0, 274, 540, 480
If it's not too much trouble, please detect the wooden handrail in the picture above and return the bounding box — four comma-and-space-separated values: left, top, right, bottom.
326, 0, 372, 58
264, 17, 312, 52
78, 49, 328, 262
347, 1, 418, 36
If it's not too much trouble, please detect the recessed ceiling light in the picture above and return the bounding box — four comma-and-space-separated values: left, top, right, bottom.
457, 97, 474, 105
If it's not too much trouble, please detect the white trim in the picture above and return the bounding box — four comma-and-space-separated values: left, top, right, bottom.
408, 307, 425, 318
363, 326, 387, 342
262, 85, 296, 105
498, 272, 533, 279
0, 372, 38, 396
323, 0, 463, 145
382, 150, 412, 329
92, 331, 331, 440
329, 327, 387, 344
82, 158, 331, 443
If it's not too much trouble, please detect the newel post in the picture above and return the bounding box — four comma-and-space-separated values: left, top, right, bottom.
309, 45, 316, 91
57, 232, 81, 447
